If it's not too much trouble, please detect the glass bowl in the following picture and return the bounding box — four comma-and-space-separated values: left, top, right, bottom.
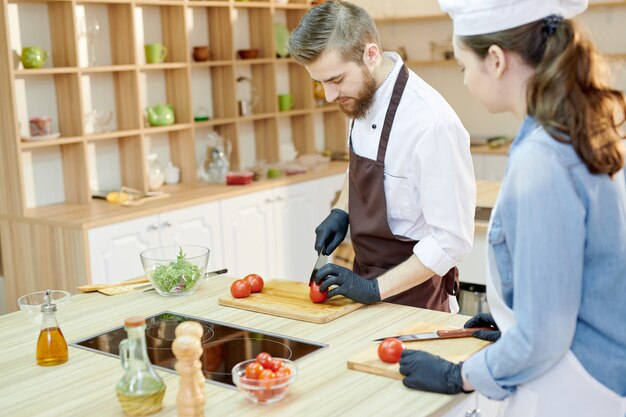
140, 245, 210, 297
232, 358, 297, 405
17, 290, 71, 326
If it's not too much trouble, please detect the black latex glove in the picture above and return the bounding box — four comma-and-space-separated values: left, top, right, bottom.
314, 209, 349, 256
464, 312, 501, 342
399, 350, 466, 394
314, 263, 380, 304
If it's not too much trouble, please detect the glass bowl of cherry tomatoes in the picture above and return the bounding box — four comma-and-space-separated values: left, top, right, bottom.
231, 352, 297, 405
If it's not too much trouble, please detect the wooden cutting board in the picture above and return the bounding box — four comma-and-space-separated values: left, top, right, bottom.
347, 322, 491, 379
218, 280, 363, 324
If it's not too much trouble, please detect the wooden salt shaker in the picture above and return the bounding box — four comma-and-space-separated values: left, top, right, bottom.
175, 321, 206, 392
173, 323, 205, 417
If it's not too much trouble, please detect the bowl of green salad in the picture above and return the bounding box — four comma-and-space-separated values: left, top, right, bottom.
140, 245, 210, 296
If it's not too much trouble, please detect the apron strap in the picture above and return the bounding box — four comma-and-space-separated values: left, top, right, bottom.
377, 64, 409, 163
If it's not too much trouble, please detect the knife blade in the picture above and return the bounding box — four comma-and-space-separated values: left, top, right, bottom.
308, 252, 328, 286
373, 327, 493, 342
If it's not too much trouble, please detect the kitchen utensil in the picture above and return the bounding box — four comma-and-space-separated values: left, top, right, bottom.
18, 290, 71, 326
232, 358, 297, 404
226, 171, 253, 185
78, 277, 149, 293
274, 23, 290, 58
145, 43, 167, 64
146, 104, 174, 126
278, 93, 295, 111
372, 327, 493, 342
347, 322, 491, 380
237, 49, 259, 59
29, 116, 52, 136
309, 252, 328, 286
218, 280, 363, 324
192, 45, 210, 62
140, 245, 210, 297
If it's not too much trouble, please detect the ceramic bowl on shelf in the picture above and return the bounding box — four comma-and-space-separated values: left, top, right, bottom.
232, 358, 297, 405
237, 49, 259, 60
140, 245, 210, 297
17, 290, 71, 326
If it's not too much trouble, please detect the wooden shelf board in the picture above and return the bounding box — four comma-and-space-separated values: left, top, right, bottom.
76, 0, 131, 3
274, 3, 308, 10
14, 67, 78, 76
85, 129, 143, 141
237, 113, 278, 122
275, 57, 297, 64
233, 1, 272, 9
276, 108, 311, 117
189, 60, 235, 68
135, 0, 185, 5
19, 136, 83, 150
187, 0, 230, 7
405, 59, 456, 67
374, 13, 448, 24
139, 63, 188, 71
313, 105, 341, 113
80, 65, 136, 73
589, 1, 626, 9
193, 118, 238, 127
143, 123, 192, 134
234, 57, 275, 65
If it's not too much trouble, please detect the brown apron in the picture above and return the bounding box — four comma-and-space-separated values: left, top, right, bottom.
348, 64, 459, 311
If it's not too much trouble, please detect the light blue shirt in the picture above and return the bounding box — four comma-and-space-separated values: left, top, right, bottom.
463, 117, 626, 400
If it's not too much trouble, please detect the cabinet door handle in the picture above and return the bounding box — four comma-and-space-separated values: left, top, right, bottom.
274, 195, 285, 202
162, 220, 173, 228
148, 223, 159, 231
265, 198, 274, 204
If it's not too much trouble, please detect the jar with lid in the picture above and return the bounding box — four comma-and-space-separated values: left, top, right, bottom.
146, 153, 164, 190
115, 316, 166, 416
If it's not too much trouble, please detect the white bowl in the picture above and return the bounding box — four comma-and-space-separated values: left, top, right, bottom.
17, 290, 71, 326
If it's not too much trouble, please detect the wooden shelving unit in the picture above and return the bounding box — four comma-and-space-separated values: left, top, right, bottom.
0, 0, 346, 215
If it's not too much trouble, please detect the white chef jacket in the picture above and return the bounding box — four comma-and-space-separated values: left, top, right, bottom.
350, 52, 476, 276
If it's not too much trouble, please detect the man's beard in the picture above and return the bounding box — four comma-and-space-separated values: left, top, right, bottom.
336, 66, 377, 119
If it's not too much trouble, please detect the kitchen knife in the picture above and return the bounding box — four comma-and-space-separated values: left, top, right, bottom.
373, 327, 493, 342
308, 252, 328, 286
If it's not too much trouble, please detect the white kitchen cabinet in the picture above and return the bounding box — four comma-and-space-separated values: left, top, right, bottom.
457, 228, 487, 286
88, 201, 224, 284
221, 174, 345, 282
473, 154, 507, 181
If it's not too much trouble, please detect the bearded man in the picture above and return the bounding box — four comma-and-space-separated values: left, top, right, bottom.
288, 0, 476, 312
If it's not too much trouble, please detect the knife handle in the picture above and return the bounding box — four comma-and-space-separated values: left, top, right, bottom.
436, 327, 493, 339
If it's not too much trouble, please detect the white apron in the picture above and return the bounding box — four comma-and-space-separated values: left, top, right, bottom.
483, 203, 626, 417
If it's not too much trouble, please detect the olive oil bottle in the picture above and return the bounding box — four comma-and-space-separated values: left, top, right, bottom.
36, 290, 68, 366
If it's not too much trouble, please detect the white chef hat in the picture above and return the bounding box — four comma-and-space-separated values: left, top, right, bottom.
438, 0, 588, 36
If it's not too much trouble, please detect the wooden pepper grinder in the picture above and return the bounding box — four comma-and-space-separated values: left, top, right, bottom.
173, 322, 205, 417
175, 321, 206, 392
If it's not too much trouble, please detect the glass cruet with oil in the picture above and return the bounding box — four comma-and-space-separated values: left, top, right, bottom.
36, 289, 68, 366
115, 316, 166, 416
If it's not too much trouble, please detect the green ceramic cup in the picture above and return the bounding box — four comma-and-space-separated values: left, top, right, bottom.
145, 43, 168, 64
278, 94, 295, 112
20, 47, 49, 69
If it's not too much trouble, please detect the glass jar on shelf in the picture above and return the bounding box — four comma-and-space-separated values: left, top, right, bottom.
147, 153, 164, 190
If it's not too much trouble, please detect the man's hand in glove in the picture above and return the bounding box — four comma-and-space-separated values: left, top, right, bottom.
399, 350, 468, 394
314, 209, 349, 256
314, 263, 380, 304
464, 312, 501, 342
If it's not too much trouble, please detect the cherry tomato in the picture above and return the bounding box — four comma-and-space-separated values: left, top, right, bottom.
230, 279, 251, 298
275, 366, 292, 380
258, 369, 276, 390
243, 274, 264, 293
309, 282, 327, 303
377, 338, 406, 364
267, 358, 284, 373
245, 361, 264, 379
256, 352, 273, 369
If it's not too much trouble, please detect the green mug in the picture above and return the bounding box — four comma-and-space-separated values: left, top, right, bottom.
145, 43, 168, 64
19, 47, 49, 69
278, 94, 295, 112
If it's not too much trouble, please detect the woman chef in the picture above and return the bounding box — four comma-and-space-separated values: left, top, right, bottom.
398, 1, 626, 416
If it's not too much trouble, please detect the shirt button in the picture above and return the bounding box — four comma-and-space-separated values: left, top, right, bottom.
372, 124, 377, 129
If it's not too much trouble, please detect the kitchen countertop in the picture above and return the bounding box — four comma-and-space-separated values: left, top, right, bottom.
0, 276, 481, 417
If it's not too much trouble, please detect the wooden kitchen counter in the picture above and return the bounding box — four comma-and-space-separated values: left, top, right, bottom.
0, 276, 481, 417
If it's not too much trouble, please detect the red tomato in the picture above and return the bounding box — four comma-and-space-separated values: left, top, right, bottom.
230, 279, 251, 298
243, 274, 264, 293
256, 352, 273, 369
245, 361, 264, 379
257, 369, 276, 390
309, 282, 327, 303
275, 366, 292, 380
267, 358, 284, 373
377, 338, 406, 364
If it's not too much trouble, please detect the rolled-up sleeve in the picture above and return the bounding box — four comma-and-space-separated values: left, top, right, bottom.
413, 122, 476, 275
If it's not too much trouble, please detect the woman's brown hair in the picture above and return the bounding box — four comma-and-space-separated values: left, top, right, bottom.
459, 19, 625, 176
